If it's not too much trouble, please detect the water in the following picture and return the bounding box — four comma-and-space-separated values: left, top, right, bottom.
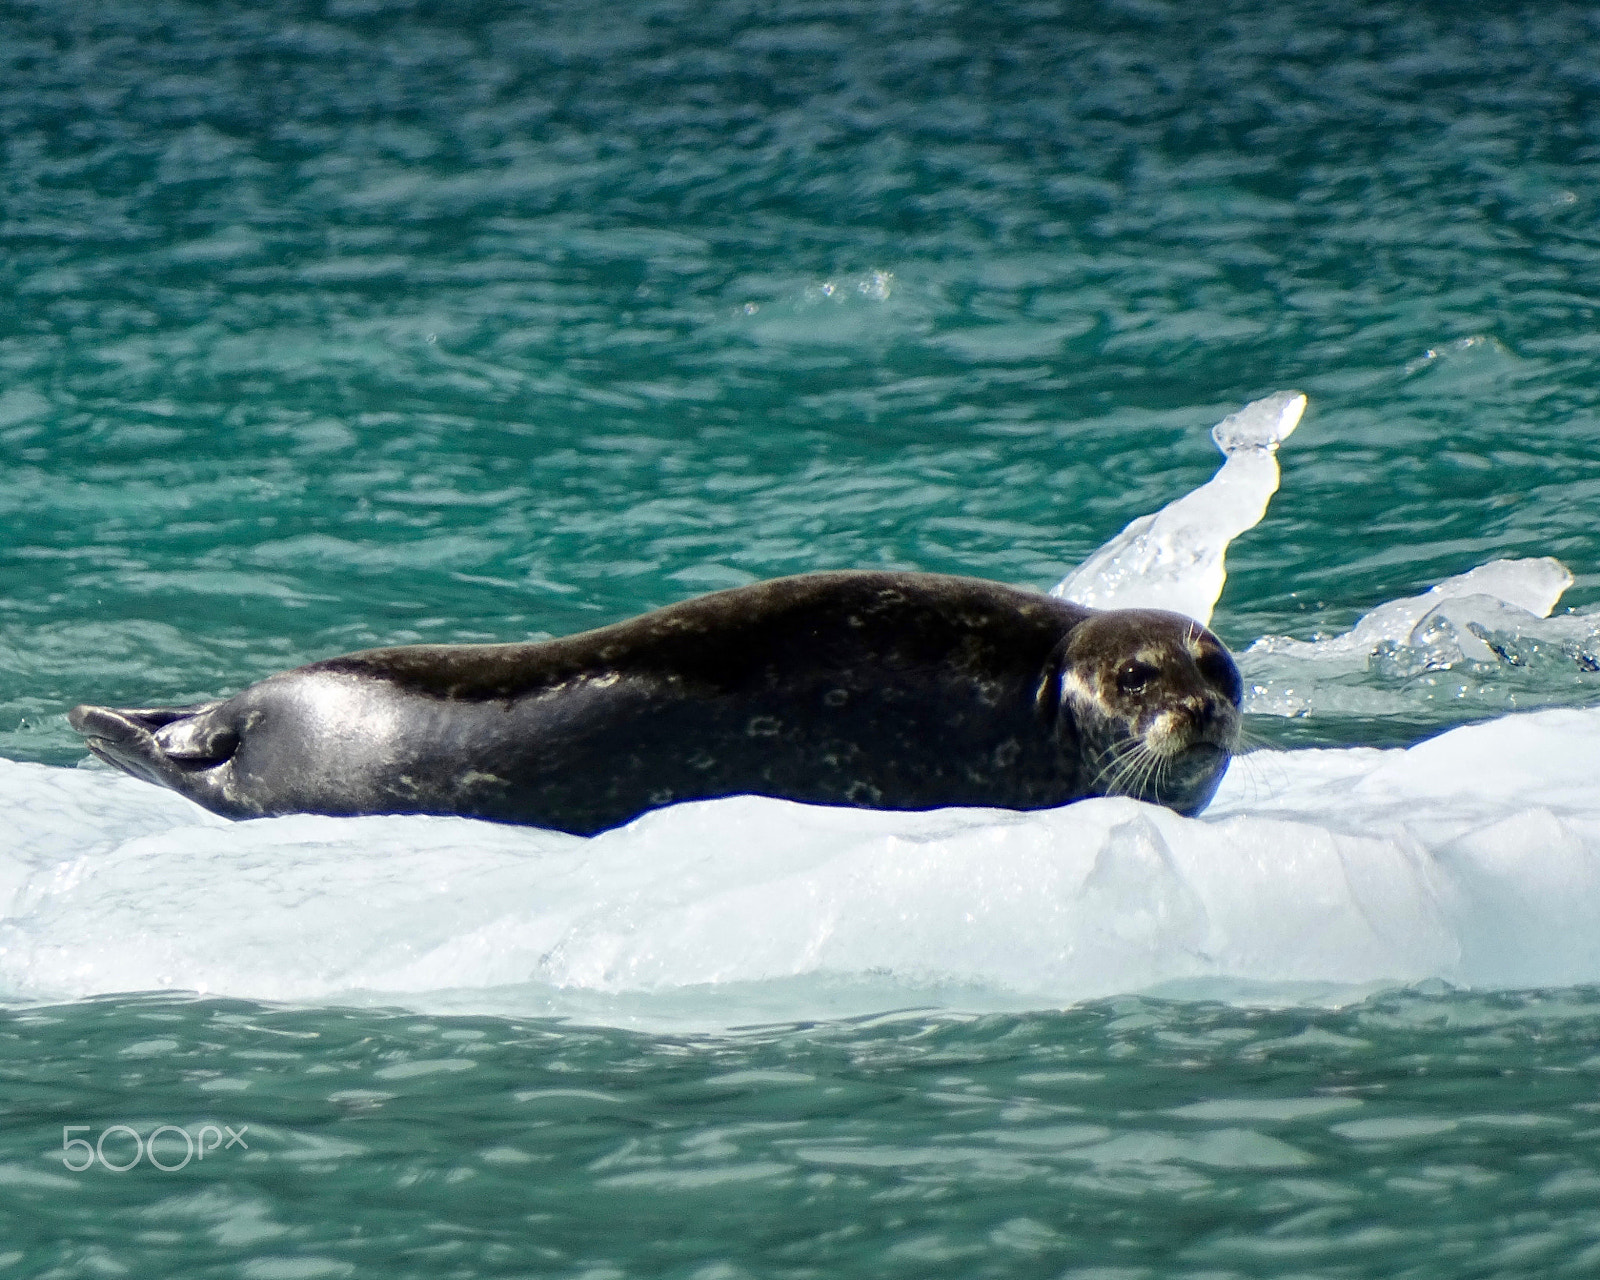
4, 0, 1600, 1273
10, 990, 1600, 1277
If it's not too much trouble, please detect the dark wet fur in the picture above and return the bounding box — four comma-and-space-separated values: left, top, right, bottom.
69, 571, 1242, 834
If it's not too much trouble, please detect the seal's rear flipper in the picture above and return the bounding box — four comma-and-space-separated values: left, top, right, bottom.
68, 701, 237, 789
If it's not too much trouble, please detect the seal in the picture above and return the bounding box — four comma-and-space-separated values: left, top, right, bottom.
68, 571, 1242, 835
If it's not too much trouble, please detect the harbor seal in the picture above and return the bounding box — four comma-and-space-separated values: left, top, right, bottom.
68, 571, 1242, 835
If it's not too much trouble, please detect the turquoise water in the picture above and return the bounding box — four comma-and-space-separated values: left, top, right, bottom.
5, 0, 1600, 1273
9, 989, 1600, 1276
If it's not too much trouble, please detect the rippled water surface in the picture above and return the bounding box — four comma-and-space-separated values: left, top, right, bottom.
4, 0, 1600, 1273
11, 990, 1600, 1277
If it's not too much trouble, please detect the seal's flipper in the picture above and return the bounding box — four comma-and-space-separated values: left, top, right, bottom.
68, 701, 237, 789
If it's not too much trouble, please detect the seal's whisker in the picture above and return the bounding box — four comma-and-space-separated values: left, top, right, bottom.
1089, 738, 1143, 792
1115, 754, 1149, 801
1089, 744, 1127, 794
1146, 750, 1171, 803
1104, 742, 1152, 796
1120, 748, 1158, 800
1227, 742, 1290, 806
1148, 752, 1171, 804
1102, 739, 1161, 800
1235, 723, 1272, 752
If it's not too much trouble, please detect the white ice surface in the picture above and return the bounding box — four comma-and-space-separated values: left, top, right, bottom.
4, 706, 1600, 1025
1052, 391, 1304, 626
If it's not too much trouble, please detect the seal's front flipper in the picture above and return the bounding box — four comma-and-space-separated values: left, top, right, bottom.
68, 701, 237, 789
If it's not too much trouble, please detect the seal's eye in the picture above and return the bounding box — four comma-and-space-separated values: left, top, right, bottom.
1196, 648, 1243, 705
1116, 659, 1157, 695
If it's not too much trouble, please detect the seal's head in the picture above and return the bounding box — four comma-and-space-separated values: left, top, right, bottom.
1055, 608, 1242, 816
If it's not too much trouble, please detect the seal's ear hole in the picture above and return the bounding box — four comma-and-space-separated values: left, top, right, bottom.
1196, 649, 1243, 705
1116, 659, 1158, 695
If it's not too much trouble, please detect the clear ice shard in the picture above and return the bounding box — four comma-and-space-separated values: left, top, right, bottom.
1051, 391, 1305, 626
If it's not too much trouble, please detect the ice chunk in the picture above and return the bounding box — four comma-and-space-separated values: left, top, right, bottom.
1052, 391, 1305, 625
1207, 392, 1306, 452
1354, 595, 1557, 676
1240, 558, 1593, 721
1406, 593, 1557, 665
1249, 557, 1574, 661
